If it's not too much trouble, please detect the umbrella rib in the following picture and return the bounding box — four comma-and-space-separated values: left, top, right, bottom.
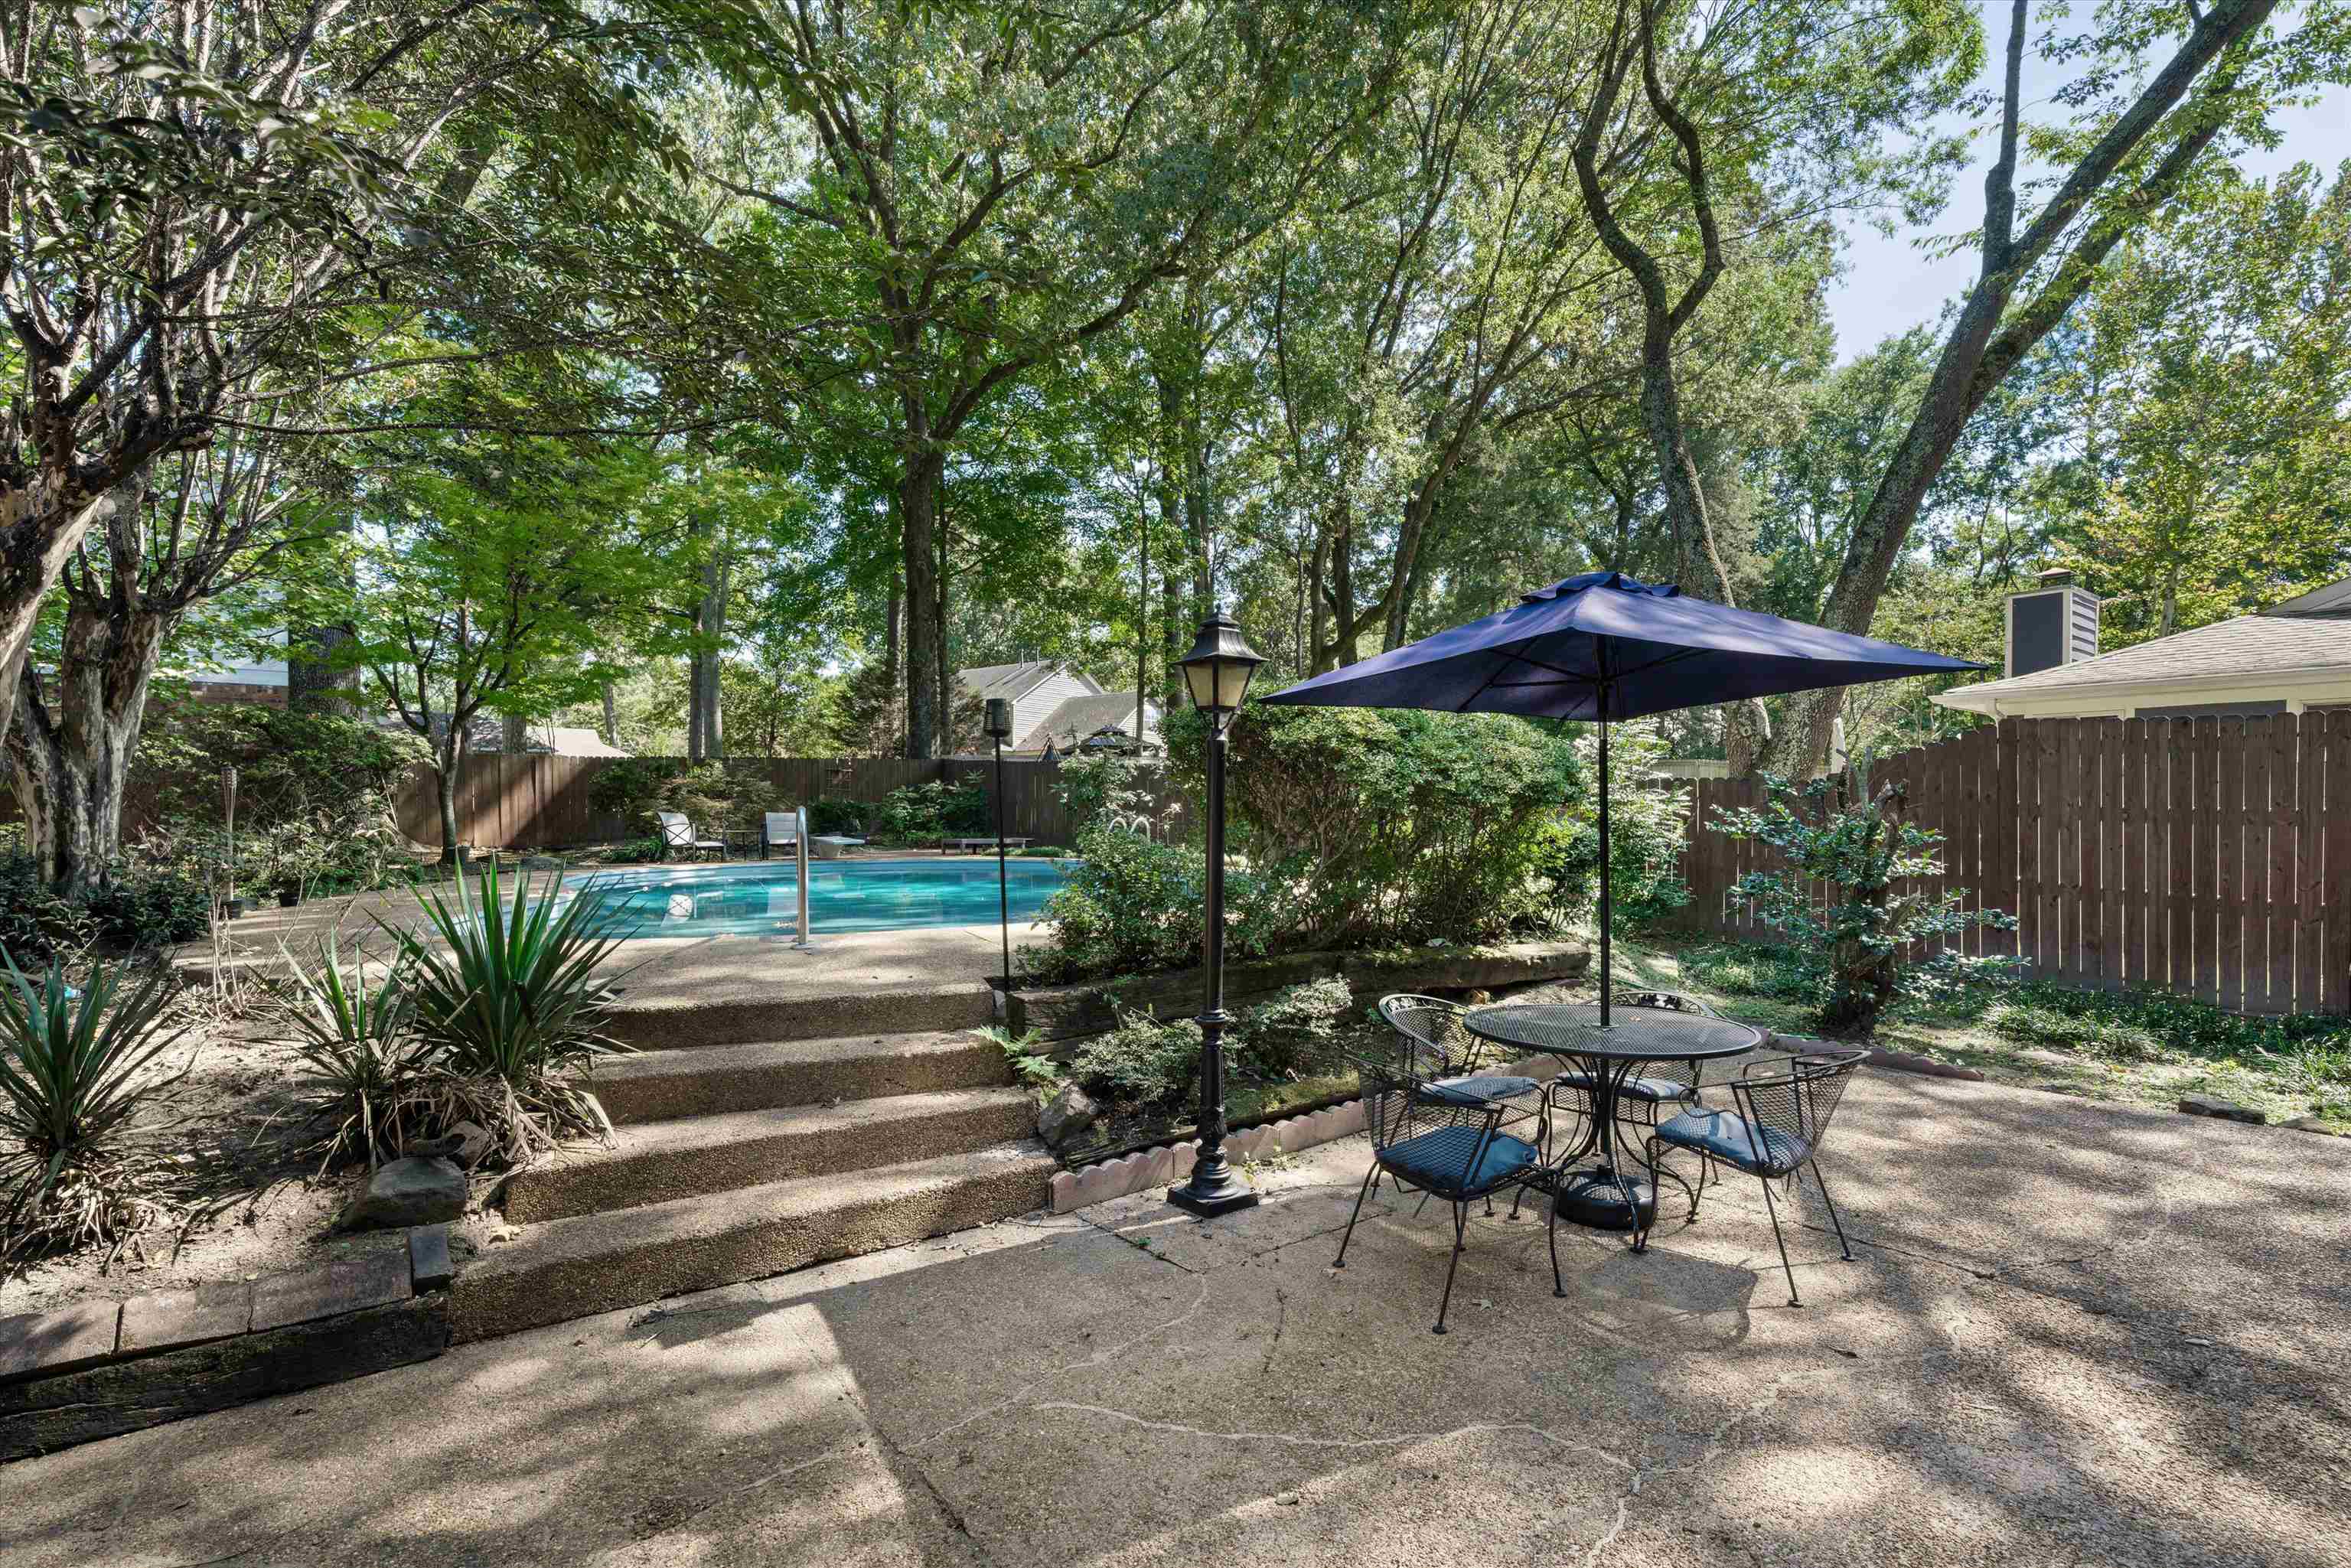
1454, 643, 1594, 712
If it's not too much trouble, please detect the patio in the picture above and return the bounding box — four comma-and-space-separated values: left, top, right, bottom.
6, 1068, 2343, 1567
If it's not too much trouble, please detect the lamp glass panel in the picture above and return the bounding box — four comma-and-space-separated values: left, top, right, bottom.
1182, 659, 1218, 710
1213, 660, 1254, 709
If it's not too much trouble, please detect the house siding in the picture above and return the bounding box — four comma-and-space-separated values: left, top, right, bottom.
1009, 670, 1100, 740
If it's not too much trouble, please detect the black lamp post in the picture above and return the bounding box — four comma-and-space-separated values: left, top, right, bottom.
983, 697, 1015, 989
1167, 608, 1267, 1218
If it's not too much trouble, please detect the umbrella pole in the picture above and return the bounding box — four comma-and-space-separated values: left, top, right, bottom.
1597, 697, 1610, 1028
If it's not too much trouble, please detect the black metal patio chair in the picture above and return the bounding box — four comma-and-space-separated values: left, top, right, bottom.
1376, 994, 1554, 1175
1642, 1049, 1866, 1307
1332, 1050, 1554, 1333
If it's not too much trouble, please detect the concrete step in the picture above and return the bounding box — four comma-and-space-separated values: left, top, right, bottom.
586, 1030, 1012, 1125
503, 1087, 1039, 1224
452, 1143, 1056, 1342
602, 978, 996, 1050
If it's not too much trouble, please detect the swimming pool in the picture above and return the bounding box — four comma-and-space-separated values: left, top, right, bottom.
558, 857, 1079, 938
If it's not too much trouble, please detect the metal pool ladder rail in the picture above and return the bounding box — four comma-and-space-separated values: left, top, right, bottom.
793, 805, 815, 951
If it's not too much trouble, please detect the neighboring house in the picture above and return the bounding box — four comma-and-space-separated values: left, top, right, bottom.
386, 716, 632, 757
177, 651, 290, 707
955, 660, 1161, 753
1935, 570, 2351, 722
1018, 691, 1162, 755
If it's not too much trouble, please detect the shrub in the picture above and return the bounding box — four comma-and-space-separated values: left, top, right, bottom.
279, 934, 429, 1166
1071, 1008, 1202, 1108
1528, 725, 1690, 931
391, 864, 634, 1164
1029, 823, 1293, 982
807, 797, 869, 836
0, 952, 187, 1261
874, 779, 988, 840
1161, 701, 1580, 947
1235, 976, 1355, 1077
78, 868, 210, 948
134, 704, 428, 834
1712, 770, 2023, 1041
0, 852, 96, 962
1054, 753, 1169, 836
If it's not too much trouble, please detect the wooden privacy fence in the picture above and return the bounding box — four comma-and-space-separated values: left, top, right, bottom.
393, 755, 1192, 853
1677, 713, 2351, 1016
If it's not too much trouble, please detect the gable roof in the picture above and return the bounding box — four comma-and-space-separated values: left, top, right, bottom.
1019, 692, 1160, 752
1937, 605, 2351, 716
2267, 575, 2351, 618
956, 660, 1088, 704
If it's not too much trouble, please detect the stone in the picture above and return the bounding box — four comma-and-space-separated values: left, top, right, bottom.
251, 1252, 412, 1333
1035, 1083, 1098, 1150
341, 1156, 469, 1231
409, 1224, 456, 1293
407, 1120, 494, 1169
118, 1282, 252, 1356
2284, 1115, 2345, 1136
2179, 1094, 2265, 1125
0, 1302, 120, 1383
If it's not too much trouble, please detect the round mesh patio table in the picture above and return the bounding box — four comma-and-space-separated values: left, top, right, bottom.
1463, 1003, 1762, 1237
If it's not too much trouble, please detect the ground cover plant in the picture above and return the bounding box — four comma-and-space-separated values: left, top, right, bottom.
1669, 937, 2351, 1128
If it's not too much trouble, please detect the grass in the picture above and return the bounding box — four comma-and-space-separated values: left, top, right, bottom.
1623, 933, 2351, 1132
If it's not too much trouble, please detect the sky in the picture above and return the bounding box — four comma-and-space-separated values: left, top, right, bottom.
1828, 8, 2351, 360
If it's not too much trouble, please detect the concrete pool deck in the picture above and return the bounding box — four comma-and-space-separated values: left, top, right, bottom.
8, 1068, 2346, 1566
174, 862, 1045, 1019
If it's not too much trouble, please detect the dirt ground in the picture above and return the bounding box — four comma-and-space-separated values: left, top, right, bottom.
2, 960, 433, 1315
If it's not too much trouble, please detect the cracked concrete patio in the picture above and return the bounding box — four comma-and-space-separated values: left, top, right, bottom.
5, 1068, 2346, 1567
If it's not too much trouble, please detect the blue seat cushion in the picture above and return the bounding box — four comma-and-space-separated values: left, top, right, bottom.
1426, 1074, 1540, 1107
1551, 1072, 1693, 1103
1652, 1107, 1809, 1174
1380, 1126, 1541, 1194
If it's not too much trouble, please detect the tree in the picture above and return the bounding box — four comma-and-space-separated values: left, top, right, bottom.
712, 0, 1419, 754
341, 414, 684, 861
0, 0, 737, 752
1756, 0, 2351, 774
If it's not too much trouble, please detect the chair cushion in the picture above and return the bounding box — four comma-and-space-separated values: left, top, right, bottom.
1549, 1073, 1692, 1103
1652, 1107, 1809, 1174
1426, 1074, 1540, 1107
1380, 1126, 1540, 1195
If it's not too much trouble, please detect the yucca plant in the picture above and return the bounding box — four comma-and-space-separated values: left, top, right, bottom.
279, 934, 429, 1168
0, 950, 188, 1261
390, 863, 634, 1165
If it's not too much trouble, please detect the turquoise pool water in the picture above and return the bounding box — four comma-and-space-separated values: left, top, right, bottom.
559, 857, 1078, 938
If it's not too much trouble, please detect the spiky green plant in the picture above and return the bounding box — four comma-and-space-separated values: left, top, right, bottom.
279, 934, 429, 1168
0, 951, 187, 1260
390, 863, 634, 1164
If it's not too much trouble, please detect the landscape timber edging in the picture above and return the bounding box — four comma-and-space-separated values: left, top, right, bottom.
0, 1225, 455, 1463
1008, 938, 1591, 1045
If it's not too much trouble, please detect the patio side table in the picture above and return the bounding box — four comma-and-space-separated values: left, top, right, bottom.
1463, 1003, 1761, 1245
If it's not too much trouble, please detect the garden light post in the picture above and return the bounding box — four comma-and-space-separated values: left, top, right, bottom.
1168, 608, 1266, 1219
985, 698, 1015, 987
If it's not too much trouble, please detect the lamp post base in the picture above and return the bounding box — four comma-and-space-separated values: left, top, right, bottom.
1166, 1175, 1262, 1218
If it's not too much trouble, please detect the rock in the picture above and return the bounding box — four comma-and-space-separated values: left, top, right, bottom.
2177, 1094, 2265, 1125
1035, 1083, 1099, 1150
2284, 1115, 2345, 1137
405, 1121, 493, 1169
341, 1157, 468, 1231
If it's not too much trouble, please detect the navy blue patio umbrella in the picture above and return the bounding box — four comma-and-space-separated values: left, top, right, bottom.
1262, 571, 1982, 1022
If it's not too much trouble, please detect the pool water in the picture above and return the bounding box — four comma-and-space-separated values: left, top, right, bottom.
559, 857, 1078, 938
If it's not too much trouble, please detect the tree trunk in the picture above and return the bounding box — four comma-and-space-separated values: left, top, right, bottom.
437, 727, 467, 867
899, 448, 946, 760
7, 603, 168, 892
0, 475, 142, 755
601, 682, 618, 747
1751, 0, 2272, 779
287, 623, 360, 715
